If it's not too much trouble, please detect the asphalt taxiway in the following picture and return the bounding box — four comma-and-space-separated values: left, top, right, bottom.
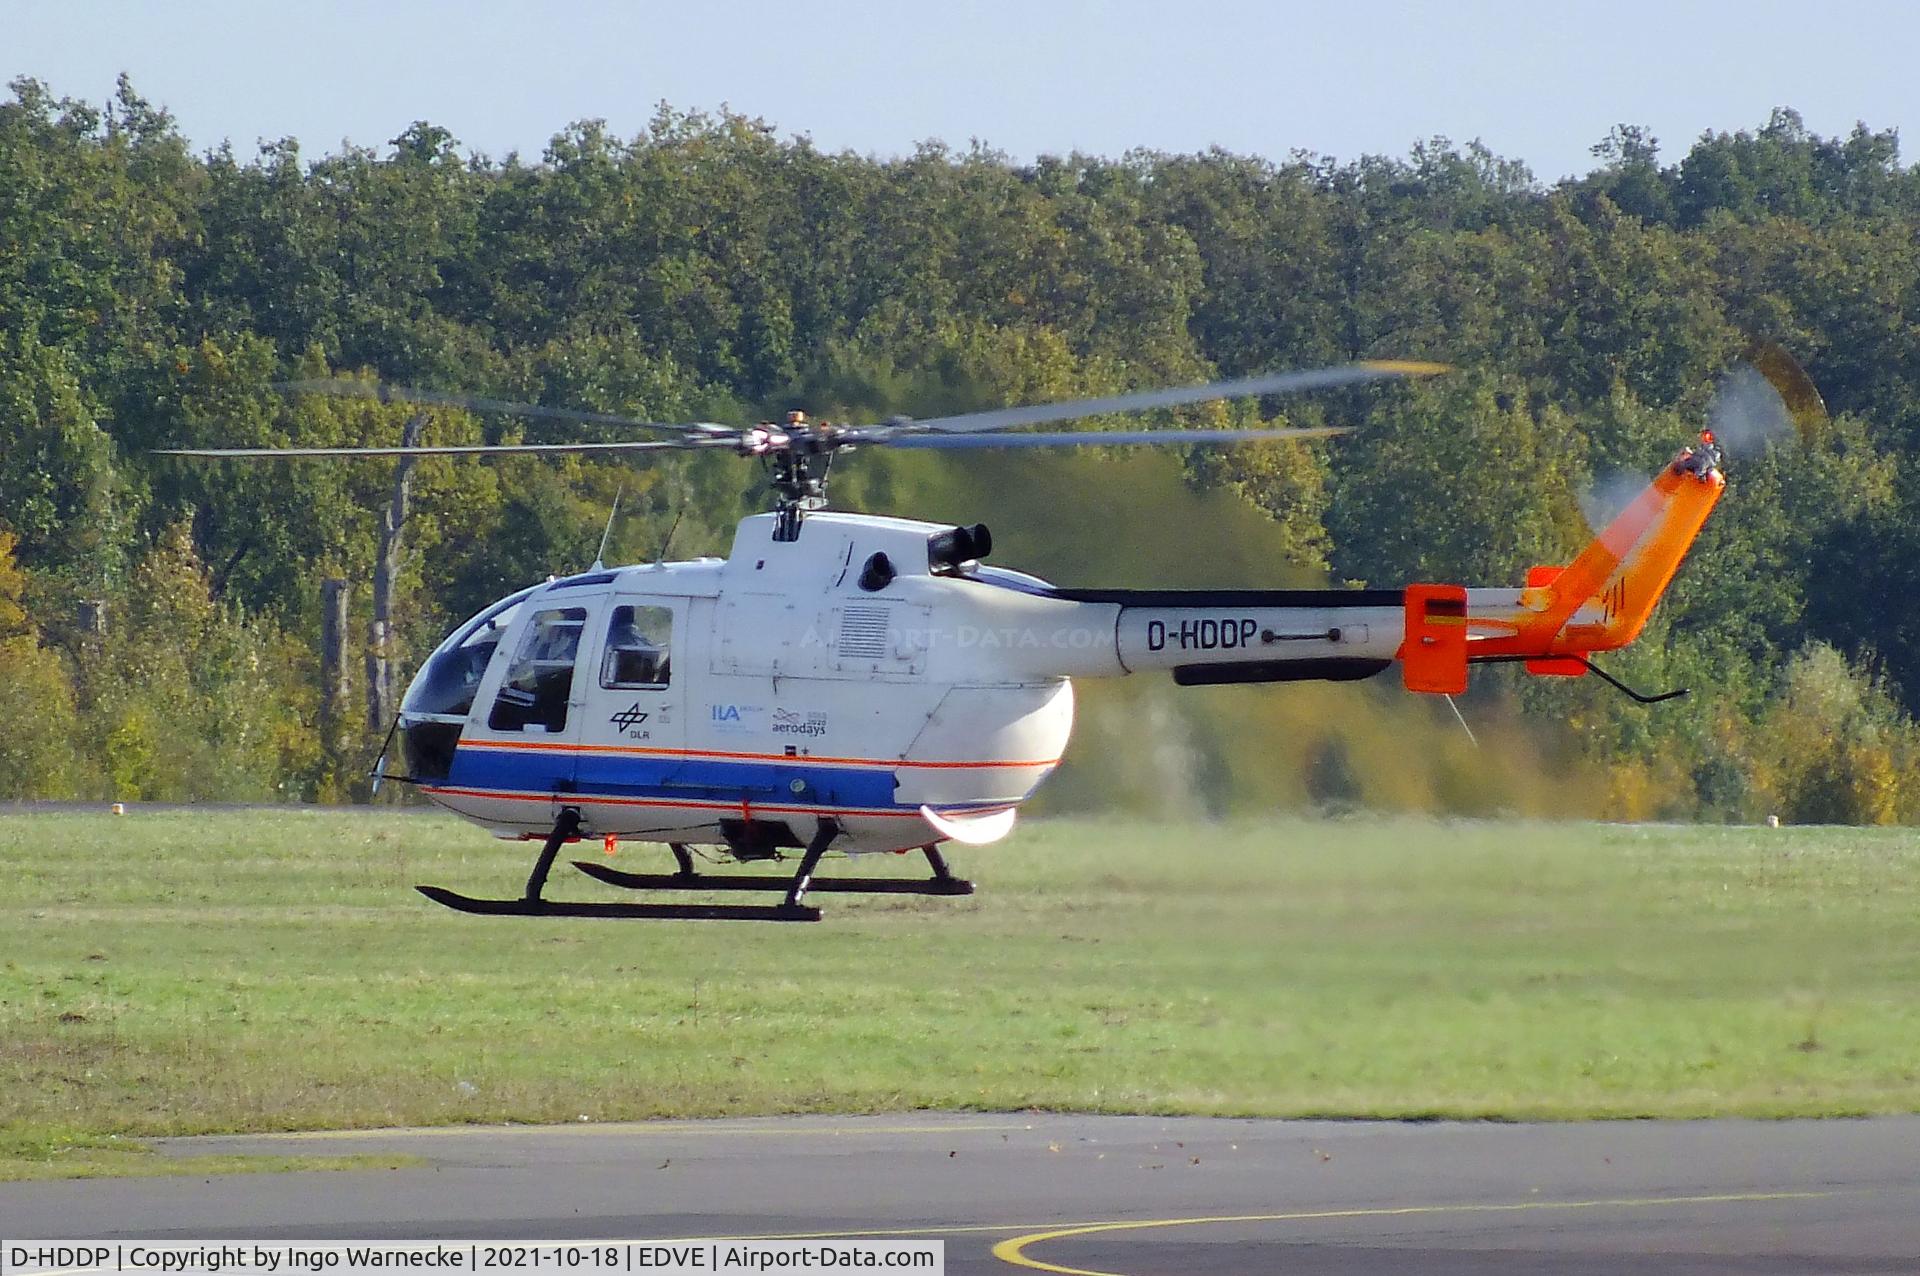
3, 1114, 1916, 1274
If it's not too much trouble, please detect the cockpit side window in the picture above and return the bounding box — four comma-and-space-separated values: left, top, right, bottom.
488, 606, 588, 732
601, 604, 673, 689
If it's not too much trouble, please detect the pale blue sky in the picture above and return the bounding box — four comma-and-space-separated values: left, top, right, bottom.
9, 1, 1916, 179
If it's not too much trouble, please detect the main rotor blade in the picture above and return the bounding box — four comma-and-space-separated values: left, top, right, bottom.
887, 360, 1447, 435
878, 425, 1348, 450
275, 379, 734, 437
154, 437, 737, 459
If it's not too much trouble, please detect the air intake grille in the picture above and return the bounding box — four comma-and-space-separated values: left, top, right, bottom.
837, 605, 891, 660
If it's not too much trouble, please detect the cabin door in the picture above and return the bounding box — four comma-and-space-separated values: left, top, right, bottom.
468, 597, 601, 820
568, 595, 688, 813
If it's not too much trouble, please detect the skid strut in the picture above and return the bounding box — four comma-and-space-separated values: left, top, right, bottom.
523, 806, 582, 902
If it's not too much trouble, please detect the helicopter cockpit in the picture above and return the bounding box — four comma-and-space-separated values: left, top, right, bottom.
397, 585, 536, 781
395, 573, 690, 785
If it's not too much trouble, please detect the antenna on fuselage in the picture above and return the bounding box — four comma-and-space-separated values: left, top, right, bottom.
591, 486, 623, 571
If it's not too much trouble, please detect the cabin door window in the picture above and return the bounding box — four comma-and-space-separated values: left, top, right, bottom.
488, 606, 589, 733
601, 604, 673, 689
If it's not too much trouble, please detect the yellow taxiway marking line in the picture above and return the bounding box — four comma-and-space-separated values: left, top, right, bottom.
648, 1187, 1850, 1248
990, 1190, 1842, 1276
230, 1121, 1037, 1142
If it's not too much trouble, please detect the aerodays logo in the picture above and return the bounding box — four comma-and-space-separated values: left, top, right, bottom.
771, 707, 829, 738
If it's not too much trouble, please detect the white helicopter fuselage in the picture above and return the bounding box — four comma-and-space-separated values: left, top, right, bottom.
398, 510, 1418, 855
163, 357, 1731, 915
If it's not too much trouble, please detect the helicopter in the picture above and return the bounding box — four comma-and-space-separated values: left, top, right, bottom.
159, 353, 1814, 921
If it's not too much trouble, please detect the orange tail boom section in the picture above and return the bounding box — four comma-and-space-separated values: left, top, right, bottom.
1396, 441, 1723, 693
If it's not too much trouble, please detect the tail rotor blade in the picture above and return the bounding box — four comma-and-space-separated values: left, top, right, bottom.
1707, 364, 1795, 458
1738, 340, 1828, 445
1707, 342, 1827, 458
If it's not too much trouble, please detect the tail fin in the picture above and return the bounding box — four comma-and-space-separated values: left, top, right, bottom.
1515, 448, 1724, 659
1503, 340, 1821, 668
1395, 446, 1723, 695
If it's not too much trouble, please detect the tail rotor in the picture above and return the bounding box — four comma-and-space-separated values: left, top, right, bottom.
1707, 339, 1828, 459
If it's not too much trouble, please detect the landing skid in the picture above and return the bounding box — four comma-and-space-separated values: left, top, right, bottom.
572, 855, 975, 897
415, 885, 818, 922
415, 813, 970, 923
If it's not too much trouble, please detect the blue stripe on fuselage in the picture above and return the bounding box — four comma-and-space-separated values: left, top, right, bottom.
446, 746, 902, 808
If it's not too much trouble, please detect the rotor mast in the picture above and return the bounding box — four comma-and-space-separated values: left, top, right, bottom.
761, 411, 836, 540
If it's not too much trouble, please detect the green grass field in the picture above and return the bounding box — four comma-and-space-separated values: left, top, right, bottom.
4, 810, 1919, 1178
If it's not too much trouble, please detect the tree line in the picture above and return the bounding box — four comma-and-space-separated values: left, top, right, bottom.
4, 74, 1919, 820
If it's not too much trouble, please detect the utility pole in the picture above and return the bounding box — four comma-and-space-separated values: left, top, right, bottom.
367, 413, 426, 736
321, 577, 351, 733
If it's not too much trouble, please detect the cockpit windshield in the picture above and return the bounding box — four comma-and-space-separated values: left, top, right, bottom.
401, 586, 537, 719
